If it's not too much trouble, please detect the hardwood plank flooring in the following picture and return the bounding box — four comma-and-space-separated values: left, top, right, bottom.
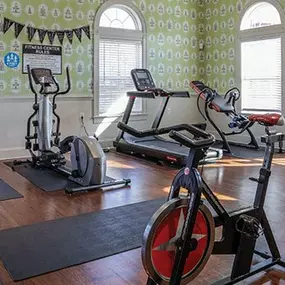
0, 151, 285, 284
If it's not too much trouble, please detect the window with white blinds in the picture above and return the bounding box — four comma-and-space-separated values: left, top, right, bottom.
241, 38, 282, 112
99, 39, 142, 115
239, 1, 283, 114
96, 4, 145, 116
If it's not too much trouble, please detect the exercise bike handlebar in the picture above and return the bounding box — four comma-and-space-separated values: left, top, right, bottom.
169, 126, 215, 149
117, 121, 215, 149
117, 122, 206, 139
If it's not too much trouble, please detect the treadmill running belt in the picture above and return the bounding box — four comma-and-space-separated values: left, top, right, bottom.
124, 134, 189, 155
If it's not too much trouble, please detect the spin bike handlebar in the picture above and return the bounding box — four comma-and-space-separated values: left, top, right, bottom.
169, 125, 215, 149
118, 121, 215, 149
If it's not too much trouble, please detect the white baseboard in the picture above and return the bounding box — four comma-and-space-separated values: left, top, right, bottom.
99, 139, 115, 149
0, 147, 29, 160
0, 139, 115, 160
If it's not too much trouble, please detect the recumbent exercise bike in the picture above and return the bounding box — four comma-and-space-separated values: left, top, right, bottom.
16, 66, 130, 194
142, 113, 285, 284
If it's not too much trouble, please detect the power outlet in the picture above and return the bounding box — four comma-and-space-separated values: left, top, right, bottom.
80, 112, 85, 121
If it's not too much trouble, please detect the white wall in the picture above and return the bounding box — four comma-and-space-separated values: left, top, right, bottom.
2, 91, 281, 160
0, 94, 203, 159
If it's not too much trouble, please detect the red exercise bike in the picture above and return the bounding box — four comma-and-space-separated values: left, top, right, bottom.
142, 113, 285, 284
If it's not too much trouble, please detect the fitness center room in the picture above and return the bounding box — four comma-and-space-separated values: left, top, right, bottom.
1, 0, 285, 284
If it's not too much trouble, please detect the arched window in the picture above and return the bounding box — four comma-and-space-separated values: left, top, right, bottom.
94, 1, 146, 117
239, 1, 284, 113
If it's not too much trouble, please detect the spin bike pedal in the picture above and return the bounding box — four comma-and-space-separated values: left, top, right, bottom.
249, 177, 264, 184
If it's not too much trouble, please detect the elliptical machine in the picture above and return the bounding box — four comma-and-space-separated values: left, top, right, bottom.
19, 65, 130, 194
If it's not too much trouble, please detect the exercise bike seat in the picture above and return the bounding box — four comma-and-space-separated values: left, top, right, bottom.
248, 113, 285, 127
190, 81, 234, 113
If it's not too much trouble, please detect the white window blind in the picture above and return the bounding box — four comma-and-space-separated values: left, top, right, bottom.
241, 37, 281, 112
99, 39, 142, 115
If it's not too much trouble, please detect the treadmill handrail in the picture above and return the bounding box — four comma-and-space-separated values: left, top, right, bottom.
117, 122, 207, 138
127, 89, 190, 98
127, 91, 156, 98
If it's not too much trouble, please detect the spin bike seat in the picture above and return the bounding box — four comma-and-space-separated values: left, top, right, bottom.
248, 113, 285, 127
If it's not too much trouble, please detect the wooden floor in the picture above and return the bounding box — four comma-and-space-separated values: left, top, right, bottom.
1, 151, 285, 284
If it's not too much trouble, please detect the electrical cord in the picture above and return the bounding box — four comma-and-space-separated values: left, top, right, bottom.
80, 116, 90, 137
79, 116, 109, 151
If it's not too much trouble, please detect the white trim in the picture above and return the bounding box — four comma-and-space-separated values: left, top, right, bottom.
236, 0, 285, 114
239, 25, 284, 40
93, 112, 148, 124
93, 0, 147, 119
0, 147, 29, 160
238, 0, 285, 31
99, 27, 143, 40
94, 0, 147, 33
0, 95, 93, 102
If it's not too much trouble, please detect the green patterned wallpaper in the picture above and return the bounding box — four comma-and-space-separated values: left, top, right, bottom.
2, 0, 280, 97
0, 0, 203, 96
202, 0, 245, 93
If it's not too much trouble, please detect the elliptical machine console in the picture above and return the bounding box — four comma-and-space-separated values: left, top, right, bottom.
21, 65, 130, 194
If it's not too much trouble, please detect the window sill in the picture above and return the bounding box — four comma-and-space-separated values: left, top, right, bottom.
93, 112, 148, 124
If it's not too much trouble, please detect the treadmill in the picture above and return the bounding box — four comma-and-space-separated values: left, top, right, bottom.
113, 69, 223, 165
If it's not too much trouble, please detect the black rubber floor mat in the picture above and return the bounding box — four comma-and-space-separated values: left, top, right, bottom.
0, 179, 23, 201
212, 142, 265, 159
5, 162, 115, 192
0, 198, 165, 281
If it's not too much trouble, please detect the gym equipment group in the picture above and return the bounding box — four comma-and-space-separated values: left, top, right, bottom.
6, 67, 285, 284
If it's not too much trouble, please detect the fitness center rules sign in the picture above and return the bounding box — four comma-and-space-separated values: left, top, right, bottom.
22, 44, 62, 75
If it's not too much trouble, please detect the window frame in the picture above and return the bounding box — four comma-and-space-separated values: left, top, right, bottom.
236, 0, 285, 114
93, 0, 147, 121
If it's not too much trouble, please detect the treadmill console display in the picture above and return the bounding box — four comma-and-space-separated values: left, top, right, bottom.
131, 69, 156, 91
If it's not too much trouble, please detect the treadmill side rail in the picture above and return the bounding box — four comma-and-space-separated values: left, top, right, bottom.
127, 91, 156, 98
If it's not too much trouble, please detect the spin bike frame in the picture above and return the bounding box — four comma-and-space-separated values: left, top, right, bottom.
155, 127, 285, 285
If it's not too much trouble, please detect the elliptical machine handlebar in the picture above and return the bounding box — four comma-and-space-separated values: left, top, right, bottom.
52, 67, 71, 105
169, 125, 215, 149
27, 65, 38, 104
52, 67, 72, 146
55, 67, 71, 96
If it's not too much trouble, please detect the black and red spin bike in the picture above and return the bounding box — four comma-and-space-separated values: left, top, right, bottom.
142, 112, 285, 284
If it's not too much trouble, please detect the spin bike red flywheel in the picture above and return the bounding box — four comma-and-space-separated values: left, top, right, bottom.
142, 198, 215, 285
